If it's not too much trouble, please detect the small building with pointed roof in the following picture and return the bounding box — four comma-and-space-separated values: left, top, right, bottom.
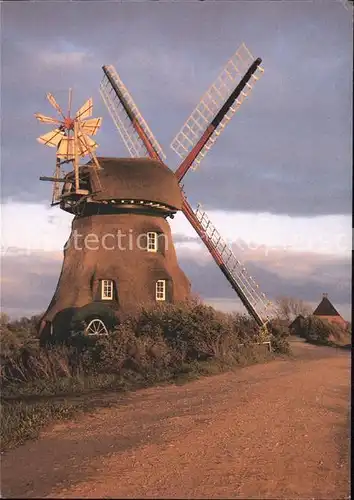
289, 314, 305, 332
313, 293, 347, 329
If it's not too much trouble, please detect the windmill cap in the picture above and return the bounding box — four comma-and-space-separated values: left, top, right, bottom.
83, 157, 183, 210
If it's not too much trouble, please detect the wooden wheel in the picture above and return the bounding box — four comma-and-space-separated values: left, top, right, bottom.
85, 318, 109, 336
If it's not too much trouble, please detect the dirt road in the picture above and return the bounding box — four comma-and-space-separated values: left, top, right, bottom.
1, 339, 350, 499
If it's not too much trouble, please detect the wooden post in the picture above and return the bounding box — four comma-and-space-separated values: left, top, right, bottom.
74, 120, 79, 192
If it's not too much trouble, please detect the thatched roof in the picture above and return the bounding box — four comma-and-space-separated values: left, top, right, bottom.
85, 157, 182, 210
313, 295, 340, 317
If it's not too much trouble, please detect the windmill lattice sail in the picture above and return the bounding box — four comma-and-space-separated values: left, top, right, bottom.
99, 46, 275, 330
183, 199, 275, 326
100, 65, 166, 161
171, 43, 264, 171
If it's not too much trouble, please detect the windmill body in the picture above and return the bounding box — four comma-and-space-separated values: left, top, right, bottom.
36, 43, 277, 342
39, 158, 190, 339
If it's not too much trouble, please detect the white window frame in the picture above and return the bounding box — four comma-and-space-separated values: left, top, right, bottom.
147, 232, 158, 252
155, 280, 166, 301
101, 279, 114, 300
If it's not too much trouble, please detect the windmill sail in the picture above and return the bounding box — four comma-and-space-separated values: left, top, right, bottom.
56, 136, 75, 158
97, 46, 273, 328
47, 93, 65, 118
76, 98, 93, 120
80, 117, 102, 136
34, 113, 61, 125
100, 65, 166, 161
171, 43, 264, 181
182, 197, 275, 327
37, 129, 65, 148
77, 130, 98, 156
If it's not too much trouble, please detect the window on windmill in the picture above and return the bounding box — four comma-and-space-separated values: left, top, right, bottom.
79, 176, 91, 192
101, 279, 114, 300
155, 280, 166, 301
147, 232, 158, 252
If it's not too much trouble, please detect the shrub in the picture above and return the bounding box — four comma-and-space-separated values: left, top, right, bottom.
0, 345, 79, 384
1, 302, 288, 388
268, 319, 291, 354
0, 314, 41, 357
298, 315, 349, 346
132, 301, 230, 361
1, 303, 290, 450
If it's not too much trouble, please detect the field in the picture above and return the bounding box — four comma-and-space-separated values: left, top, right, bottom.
0, 303, 350, 498
1, 337, 350, 499
1, 301, 288, 451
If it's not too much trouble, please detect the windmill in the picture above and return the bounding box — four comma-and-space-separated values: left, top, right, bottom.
36, 43, 276, 343
35, 90, 103, 206
99, 42, 276, 331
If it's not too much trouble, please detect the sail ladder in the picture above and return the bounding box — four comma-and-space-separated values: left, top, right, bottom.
182, 198, 275, 327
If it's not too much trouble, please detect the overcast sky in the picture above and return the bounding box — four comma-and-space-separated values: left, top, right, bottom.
0, 0, 352, 320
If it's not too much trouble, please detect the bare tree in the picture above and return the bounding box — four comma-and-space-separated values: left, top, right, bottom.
0, 313, 10, 326
275, 296, 312, 322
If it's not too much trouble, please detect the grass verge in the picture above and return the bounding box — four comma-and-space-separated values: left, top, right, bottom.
1, 346, 274, 452
1, 302, 289, 451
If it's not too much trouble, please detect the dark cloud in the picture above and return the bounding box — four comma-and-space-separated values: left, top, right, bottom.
172, 233, 200, 244
0, 252, 62, 315
1, 247, 350, 320
178, 250, 351, 307
1, 1, 351, 215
